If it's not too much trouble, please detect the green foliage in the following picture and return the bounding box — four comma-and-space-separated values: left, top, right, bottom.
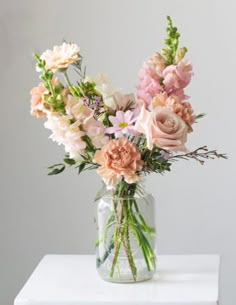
72, 56, 86, 79
48, 163, 65, 175
195, 113, 206, 121
80, 81, 101, 98
114, 180, 137, 198
76, 158, 97, 174
142, 147, 171, 174
81, 134, 96, 153
102, 112, 112, 127
78, 163, 86, 174
64, 158, 76, 165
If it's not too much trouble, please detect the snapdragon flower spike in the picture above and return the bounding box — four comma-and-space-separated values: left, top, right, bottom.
106, 110, 137, 137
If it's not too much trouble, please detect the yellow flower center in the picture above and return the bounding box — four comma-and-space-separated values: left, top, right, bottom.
118, 122, 128, 128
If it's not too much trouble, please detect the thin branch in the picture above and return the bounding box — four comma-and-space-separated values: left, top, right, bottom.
169, 146, 227, 165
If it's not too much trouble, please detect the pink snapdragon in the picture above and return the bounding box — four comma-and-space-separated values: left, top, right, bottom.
136, 64, 163, 107
147, 52, 166, 77
163, 59, 193, 92
106, 110, 137, 137
44, 113, 86, 161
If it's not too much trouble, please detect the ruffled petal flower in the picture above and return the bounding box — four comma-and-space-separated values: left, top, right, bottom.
93, 138, 143, 186
163, 59, 193, 92
38, 42, 80, 72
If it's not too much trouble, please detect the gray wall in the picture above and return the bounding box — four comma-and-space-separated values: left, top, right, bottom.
0, 0, 235, 304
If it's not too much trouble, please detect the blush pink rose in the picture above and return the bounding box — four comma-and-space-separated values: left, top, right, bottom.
93, 137, 143, 186
134, 105, 188, 151
151, 93, 195, 131
163, 59, 193, 92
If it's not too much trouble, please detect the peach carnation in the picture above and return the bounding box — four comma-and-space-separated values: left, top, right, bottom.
39, 42, 80, 72
93, 138, 143, 186
152, 93, 195, 131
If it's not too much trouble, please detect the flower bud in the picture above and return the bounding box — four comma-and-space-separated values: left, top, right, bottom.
174, 47, 187, 64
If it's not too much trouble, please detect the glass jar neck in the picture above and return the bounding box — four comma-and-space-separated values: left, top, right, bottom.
100, 177, 146, 199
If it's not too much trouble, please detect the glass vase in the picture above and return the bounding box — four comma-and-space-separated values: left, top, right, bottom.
95, 181, 156, 283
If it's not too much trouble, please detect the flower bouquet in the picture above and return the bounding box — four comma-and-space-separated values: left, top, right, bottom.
30, 16, 226, 283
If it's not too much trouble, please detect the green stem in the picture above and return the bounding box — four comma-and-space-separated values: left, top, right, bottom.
63, 71, 81, 98
109, 198, 124, 279
123, 203, 137, 280
110, 199, 137, 281
64, 71, 72, 86
129, 209, 156, 272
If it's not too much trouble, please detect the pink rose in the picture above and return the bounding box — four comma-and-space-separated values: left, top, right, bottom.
151, 93, 195, 131
134, 105, 188, 151
163, 59, 193, 92
93, 137, 143, 186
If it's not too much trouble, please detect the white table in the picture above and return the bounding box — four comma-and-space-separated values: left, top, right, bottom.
14, 255, 219, 305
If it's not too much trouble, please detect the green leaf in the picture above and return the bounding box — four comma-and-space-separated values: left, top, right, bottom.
48, 164, 65, 175
78, 163, 86, 174
64, 158, 76, 165
195, 113, 206, 120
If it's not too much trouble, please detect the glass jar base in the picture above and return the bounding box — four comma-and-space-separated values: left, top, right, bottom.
97, 258, 156, 283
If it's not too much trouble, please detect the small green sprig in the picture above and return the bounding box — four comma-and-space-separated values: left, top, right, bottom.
195, 113, 206, 122
48, 163, 65, 175
142, 147, 171, 174
161, 16, 183, 65
33, 53, 65, 114
72, 56, 86, 79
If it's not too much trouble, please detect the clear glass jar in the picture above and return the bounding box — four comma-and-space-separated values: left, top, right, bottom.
95, 181, 156, 283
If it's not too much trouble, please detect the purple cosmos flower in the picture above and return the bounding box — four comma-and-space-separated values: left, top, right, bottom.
106, 110, 137, 137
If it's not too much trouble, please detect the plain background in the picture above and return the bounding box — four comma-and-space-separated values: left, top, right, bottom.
0, 0, 235, 304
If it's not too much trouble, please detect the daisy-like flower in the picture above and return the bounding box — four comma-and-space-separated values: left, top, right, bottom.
106, 110, 136, 137
38, 42, 80, 72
